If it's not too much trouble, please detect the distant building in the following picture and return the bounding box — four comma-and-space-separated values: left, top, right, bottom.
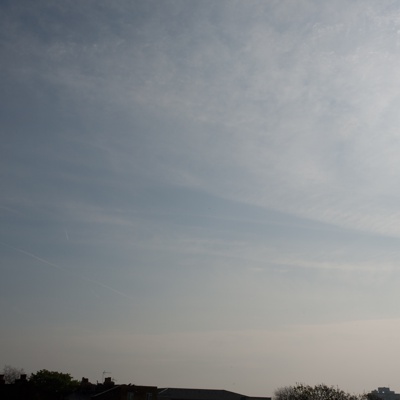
370, 388, 400, 400
0, 373, 34, 400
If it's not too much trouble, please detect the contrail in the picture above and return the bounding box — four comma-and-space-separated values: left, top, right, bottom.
0, 241, 63, 270
0, 240, 135, 301
65, 230, 69, 240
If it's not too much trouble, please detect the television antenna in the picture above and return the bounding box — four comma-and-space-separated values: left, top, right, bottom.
102, 371, 111, 382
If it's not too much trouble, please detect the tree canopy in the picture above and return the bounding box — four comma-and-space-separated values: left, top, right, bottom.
2, 364, 25, 384
29, 369, 79, 399
274, 384, 366, 400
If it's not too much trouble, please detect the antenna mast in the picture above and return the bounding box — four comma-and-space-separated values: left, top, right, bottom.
102, 371, 111, 382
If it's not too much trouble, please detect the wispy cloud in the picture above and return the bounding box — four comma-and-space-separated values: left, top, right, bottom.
4, 1, 400, 237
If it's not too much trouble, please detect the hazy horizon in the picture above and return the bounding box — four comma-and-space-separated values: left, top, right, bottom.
3, 0, 400, 396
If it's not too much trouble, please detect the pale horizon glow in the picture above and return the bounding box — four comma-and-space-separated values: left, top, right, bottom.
2, 0, 400, 396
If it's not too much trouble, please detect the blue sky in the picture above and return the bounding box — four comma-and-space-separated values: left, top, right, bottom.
2, 0, 400, 395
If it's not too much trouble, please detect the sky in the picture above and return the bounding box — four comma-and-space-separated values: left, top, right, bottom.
2, 0, 400, 396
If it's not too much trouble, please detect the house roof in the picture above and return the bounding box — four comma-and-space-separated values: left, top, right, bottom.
91, 385, 121, 398
158, 388, 251, 400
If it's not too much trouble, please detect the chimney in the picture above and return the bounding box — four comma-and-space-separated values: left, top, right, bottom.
104, 377, 114, 386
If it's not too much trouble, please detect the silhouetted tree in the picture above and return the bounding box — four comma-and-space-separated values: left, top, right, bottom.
2, 364, 25, 384
30, 369, 79, 399
274, 384, 364, 400
365, 394, 382, 400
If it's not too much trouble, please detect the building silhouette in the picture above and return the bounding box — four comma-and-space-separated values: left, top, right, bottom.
370, 388, 400, 400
